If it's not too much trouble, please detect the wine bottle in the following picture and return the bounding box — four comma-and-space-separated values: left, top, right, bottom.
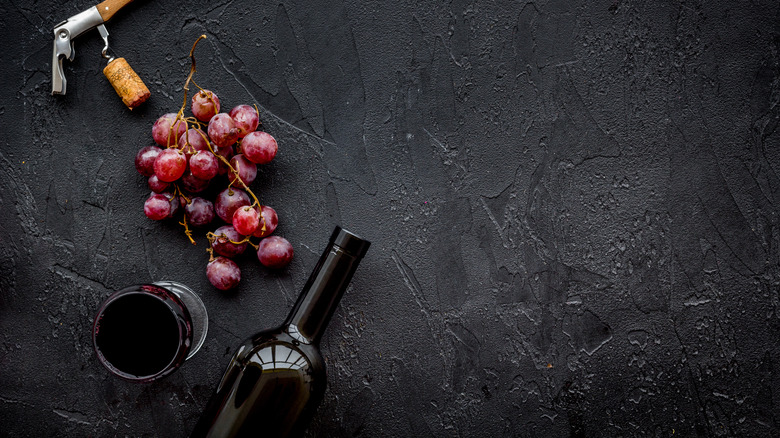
191, 226, 370, 438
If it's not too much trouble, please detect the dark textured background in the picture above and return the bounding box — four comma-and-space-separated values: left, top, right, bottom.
2, 0, 780, 436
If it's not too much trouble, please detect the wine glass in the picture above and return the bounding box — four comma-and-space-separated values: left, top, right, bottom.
92, 281, 208, 382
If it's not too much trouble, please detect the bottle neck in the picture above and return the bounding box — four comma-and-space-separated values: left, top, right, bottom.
284, 242, 364, 344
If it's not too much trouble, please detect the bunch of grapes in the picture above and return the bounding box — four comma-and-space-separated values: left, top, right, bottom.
133, 36, 294, 291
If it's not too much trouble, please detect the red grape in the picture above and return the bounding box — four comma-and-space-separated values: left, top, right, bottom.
163, 192, 181, 217
178, 128, 210, 157
184, 197, 215, 227
211, 225, 247, 257
232, 206, 259, 236
189, 150, 219, 180
257, 236, 293, 269
208, 113, 239, 148
153, 148, 187, 182
192, 90, 221, 122
147, 174, 169, 193
206, 256, 240, 290
144, 193, 171, 220
152, 113, 187, 147
137, 71, 292, 290
135, 145, 163, 176
229, 154, 257, 186
180, 171, 210, 193
241, 131, 277, 165
252, 205, 278, 238
215, 146, 234, 176
229, 105, 259, 138
215, 188, 251, 223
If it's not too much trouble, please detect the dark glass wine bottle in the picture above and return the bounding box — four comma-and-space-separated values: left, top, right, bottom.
190, 226, 370, 438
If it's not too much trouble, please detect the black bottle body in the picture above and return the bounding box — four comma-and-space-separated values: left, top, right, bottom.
190, 329, 325, 438
191, 227, 370, 438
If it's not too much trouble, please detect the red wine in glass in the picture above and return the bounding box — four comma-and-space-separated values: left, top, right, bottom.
92, 281, 207, 382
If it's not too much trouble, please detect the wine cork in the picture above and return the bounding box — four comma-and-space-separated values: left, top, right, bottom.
103, 57, 150, 110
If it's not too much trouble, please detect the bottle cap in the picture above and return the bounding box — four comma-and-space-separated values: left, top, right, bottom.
330, 226, 371, 259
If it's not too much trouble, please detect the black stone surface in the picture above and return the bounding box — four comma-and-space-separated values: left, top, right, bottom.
2, 0, 780, 436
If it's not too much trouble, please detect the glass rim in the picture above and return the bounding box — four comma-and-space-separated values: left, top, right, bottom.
92, 285, 193, 382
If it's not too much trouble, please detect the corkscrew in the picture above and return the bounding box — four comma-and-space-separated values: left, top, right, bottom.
51, 0, 150, 109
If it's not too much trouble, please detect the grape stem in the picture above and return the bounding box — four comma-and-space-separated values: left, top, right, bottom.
179, 115, 205, 154
206, 230, 255, 247
181, 35, 207, 115
173, 184, 196, 245
179, 214, 196, 245
191, 79, 205, 92
177, 34, 261, 206
211, 152, 261, 208
173, 183, 191, 205
170, 34, 266, 248
165, 35, 207, 150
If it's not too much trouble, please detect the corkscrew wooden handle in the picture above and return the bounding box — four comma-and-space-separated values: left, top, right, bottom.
96, 0, 134, 22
